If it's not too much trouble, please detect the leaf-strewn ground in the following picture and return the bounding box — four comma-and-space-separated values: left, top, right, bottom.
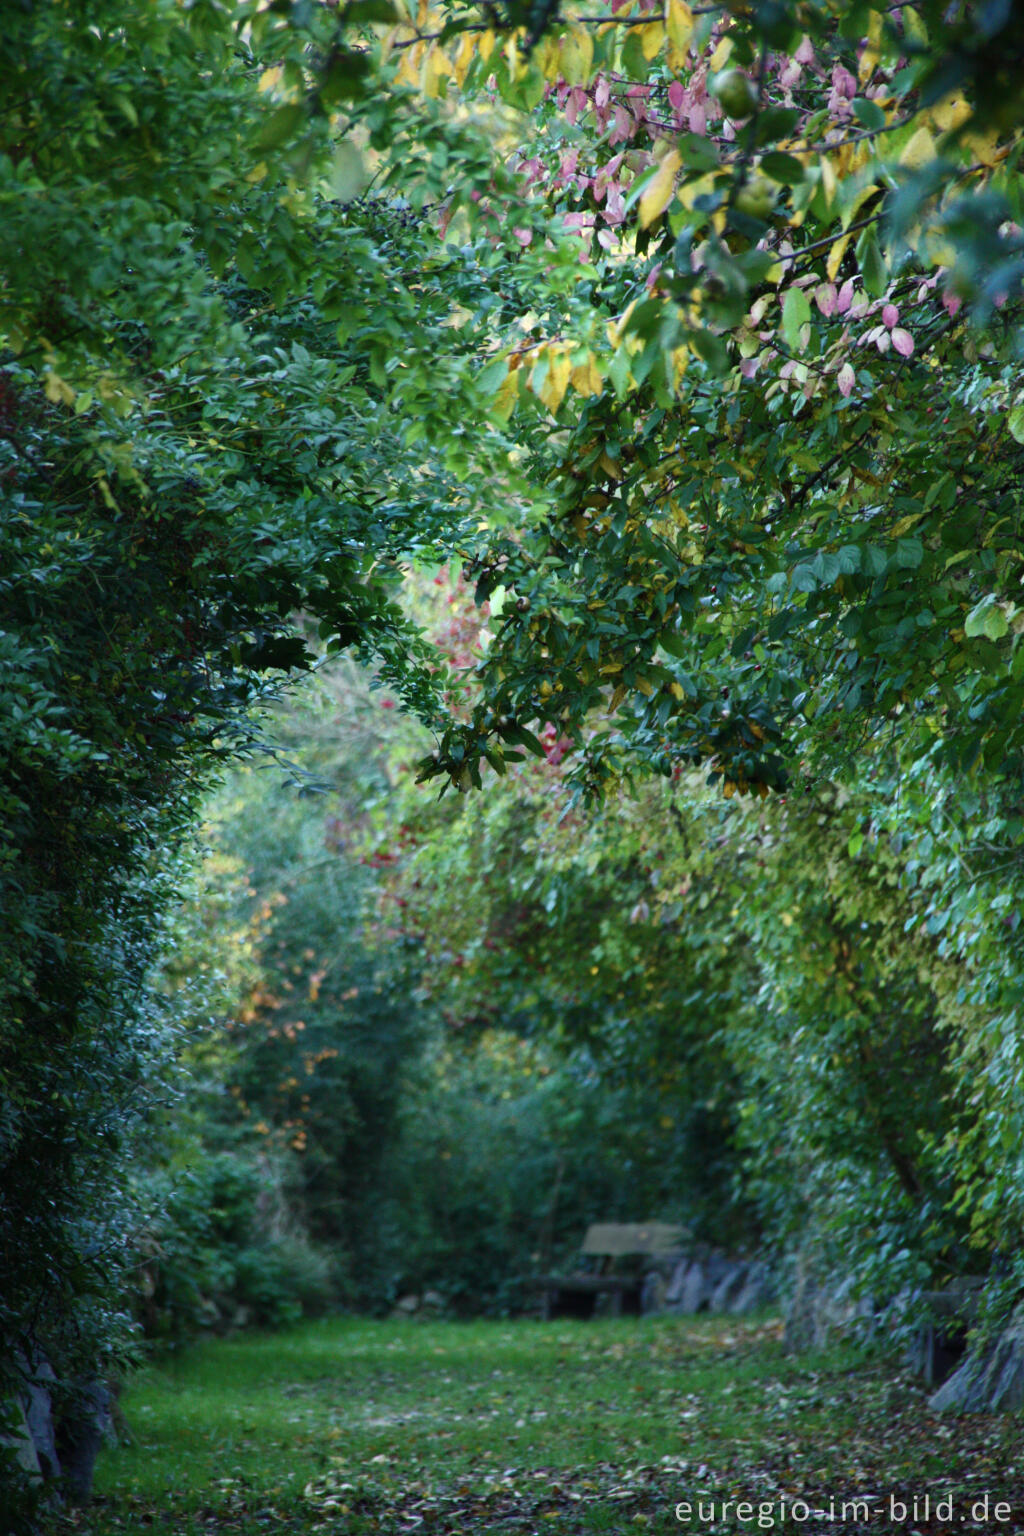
71, 1316, 1023, 1534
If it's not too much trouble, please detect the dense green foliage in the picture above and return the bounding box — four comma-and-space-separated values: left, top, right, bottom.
139, 694, 721, 1328
383, 731, 1024, 1309
0, 0, 502, 1481
4, 0, 1024, 1517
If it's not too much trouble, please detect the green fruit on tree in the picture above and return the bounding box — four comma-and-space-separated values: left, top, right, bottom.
711, 68, 758, 119
733, 175, 775, 220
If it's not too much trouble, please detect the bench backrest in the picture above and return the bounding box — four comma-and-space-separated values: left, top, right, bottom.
580, 1222, 686, 1258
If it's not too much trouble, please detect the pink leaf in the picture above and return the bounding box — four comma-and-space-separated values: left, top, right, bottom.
833, 64, 857, 99
595, 76, 611, 110
688, 101, 707, 135
794, 34, 816, 65
943, 290, 962, 318
837, 362, 855, 397
605, 185, 625, 224
836, 278, 855, 314
882, 303, 899, 328
891, 327, 914, 357
609, 104, 634, 145
815, 283, 838, 318
668, 80, 686, 114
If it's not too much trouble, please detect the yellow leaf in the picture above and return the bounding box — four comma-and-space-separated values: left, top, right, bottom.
826, 231, 851, 280
44, 372, 75, 407
490, 373, 519, 424
899, 124, 937, 169
858, 8, 882, 83
639, 148, 681, 229
559, 25, 594, 85
709, 35, 732, 71
903, 6, 928, 45
535, 35, 560, 79
892, 509, 923, 536
505, 29, 527, 81
818, 152, 838, 214
394, 42, 423, 86
478, 29, 496, 62
96, 475, 120, 511
453, 30, 476, 86
665, 0, 693, 53
610, 683, 627, 711
570, 354, 603, 396
929, 92, 971, 133
962, 128, 1005, 168
924, 229, 957, 267
841, 181, 878, 232
535, 348, 571, 414
608, 297, 638, 346
421, 43, 452, 97
258, 67, 282, 93
676, 170, 714, 213
639, 21, 665, 59
833, 140, 862, 177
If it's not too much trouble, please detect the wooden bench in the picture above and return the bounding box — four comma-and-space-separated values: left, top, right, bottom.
529, 1222, 686, 1320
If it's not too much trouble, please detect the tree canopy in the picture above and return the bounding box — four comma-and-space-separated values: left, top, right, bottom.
3, 0, 1024, 1513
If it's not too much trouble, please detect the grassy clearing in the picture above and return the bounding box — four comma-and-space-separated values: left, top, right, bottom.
72, 1315, 1024, 1535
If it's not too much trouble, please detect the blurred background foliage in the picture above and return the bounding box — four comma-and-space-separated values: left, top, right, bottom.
128, 625, 1024, 1343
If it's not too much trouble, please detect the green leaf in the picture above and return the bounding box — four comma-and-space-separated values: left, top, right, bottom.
329, 141, 367, 202
760, 152, 806, 185
852, 97, 886, 131
343, 0, 400, 21
690, 328, 729, 374
676, 133, 720, 172
856, 226, 888, 298
256, 102, 307, 151
782, 287, 811, 352
965, 596, 1009, 640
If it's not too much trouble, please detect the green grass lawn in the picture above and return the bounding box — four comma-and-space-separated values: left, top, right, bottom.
73, 1315, 1024, 1534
